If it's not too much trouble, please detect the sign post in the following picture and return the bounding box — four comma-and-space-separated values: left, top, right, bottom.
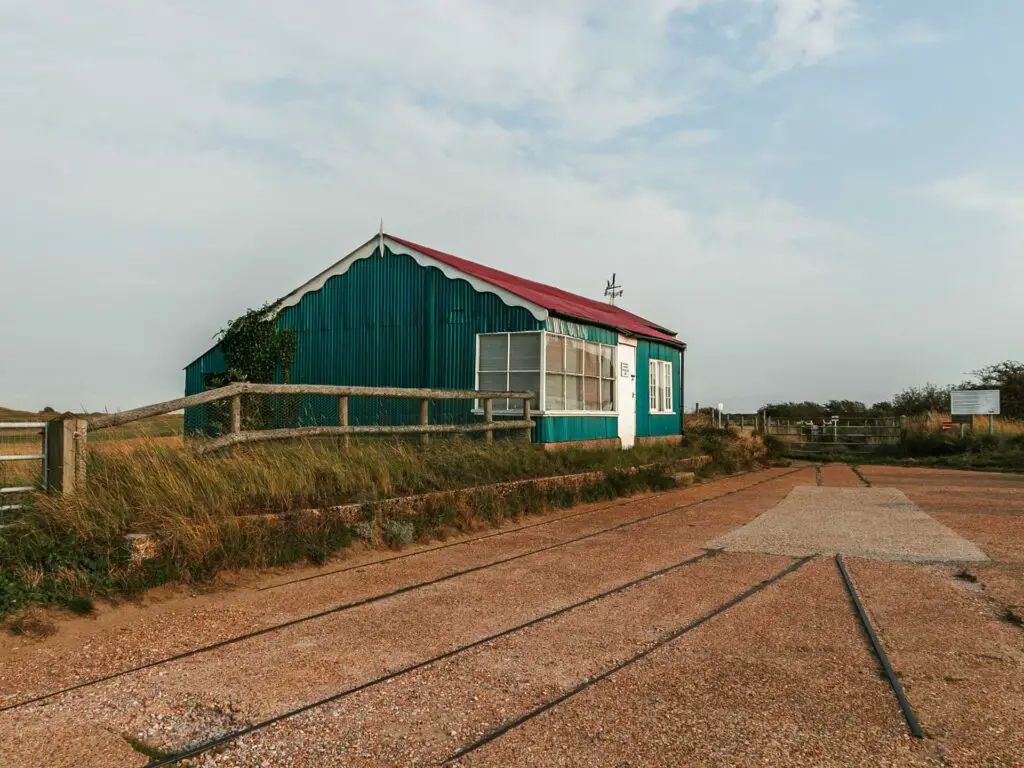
950, 390, 1000, 436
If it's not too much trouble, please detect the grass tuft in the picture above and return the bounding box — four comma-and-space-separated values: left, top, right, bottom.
122, 735, 177, 760
1001, 608, 1024, 628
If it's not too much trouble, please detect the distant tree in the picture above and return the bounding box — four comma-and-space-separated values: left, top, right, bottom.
869, 401, 894, 415
41, 406, 55, 413
892, 383, 954, 416
762, 401, 827, 418
824, 400, 868, 416
968, 360, 1024, 418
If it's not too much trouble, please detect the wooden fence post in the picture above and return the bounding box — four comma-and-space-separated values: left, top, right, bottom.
231, 395, 241, 434
419, 399, 429, 445
46, 414, 88, 496
522, 396, 532, 442
338, 396, 350, 448
483, 398, 494, 444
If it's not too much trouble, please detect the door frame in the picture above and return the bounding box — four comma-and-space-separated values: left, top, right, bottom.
616, 337, 637, 449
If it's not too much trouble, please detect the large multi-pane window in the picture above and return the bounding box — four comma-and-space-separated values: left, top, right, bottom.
476, 332, 616, 414
476, 332, 541, 412
543, 335, 615, 413
649, 359, 674, 414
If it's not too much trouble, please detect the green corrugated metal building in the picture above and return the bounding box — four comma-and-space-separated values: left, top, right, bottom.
185, 233, 687, 448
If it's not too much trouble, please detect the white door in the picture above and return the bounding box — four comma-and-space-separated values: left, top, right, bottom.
617, 342, 636, 449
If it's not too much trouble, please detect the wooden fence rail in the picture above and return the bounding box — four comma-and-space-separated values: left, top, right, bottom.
88, 382, 535, 453
24, 383, 538, 496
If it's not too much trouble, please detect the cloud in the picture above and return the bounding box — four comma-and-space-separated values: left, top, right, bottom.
891, 18, 946, 46
0, 0, 891, 413
758, 0, 858, 74
919, 174, 1024, 235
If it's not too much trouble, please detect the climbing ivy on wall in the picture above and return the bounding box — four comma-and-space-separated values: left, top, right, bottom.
217, 304, 297, 385
203, 304, 298, 431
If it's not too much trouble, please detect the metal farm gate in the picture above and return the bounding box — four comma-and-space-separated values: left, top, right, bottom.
764, 416, 902, 455
0, 421, 48, 515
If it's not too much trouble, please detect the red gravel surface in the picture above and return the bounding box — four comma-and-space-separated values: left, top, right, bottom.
3, 462, 1023, 767
463, 557, 930, 768
819, 463, 867, 487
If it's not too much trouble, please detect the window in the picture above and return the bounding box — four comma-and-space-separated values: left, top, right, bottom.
649, 359, 674, 414
544, 334, 616, 413
476, 332, 541, 413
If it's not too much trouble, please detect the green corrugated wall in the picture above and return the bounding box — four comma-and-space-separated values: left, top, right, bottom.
184, 345, 225, 434
534, 415, 618, 443
185, 247, 543, 434
635, 340, 683, 438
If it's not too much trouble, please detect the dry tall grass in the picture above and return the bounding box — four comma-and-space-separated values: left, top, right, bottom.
906, 411, 1024, 434
34, 436, 700, 559
3, 435, 724, 618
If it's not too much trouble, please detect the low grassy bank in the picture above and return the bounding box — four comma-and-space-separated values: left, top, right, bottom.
1, 431, 766, 622
772, 430, 1024, 472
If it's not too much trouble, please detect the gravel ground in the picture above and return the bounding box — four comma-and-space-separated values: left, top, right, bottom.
859, 464, 1024, 627
819, 463, 868, 487
463, 556, 932, 768
0, 468, 799, 707
0, 467, 812, 768
711, 485, 988, 562
5, 462, 1021, 767
848, 556, 1024, 766
185, 553, 792, 767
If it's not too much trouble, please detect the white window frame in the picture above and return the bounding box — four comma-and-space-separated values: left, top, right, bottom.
649, 359, 675, 415
474, 331, 543, 415
474, 331, 617, 416
542, 332, 617, 416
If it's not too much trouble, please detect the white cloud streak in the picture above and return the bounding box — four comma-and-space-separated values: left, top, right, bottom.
759, 0, 858, 74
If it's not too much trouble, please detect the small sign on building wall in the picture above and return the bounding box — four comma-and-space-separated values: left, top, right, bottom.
620, 362, 630, 377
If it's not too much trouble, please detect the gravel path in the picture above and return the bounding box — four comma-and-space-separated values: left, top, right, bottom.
711, 485, 988, 562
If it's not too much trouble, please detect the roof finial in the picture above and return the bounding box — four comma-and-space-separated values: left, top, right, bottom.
378, 218, 385, 257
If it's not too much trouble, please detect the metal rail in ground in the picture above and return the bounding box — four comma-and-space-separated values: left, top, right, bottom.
140, 551, 722, 767
836, 554, 923, 738
442, 555, 816, 764
0, 421, 47, 513
1, 466, 809, 713
849, 465, 872, 486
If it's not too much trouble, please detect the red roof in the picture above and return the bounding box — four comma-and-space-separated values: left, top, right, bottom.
388, 235, 685, 348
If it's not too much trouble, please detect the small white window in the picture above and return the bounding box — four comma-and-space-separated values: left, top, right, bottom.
649, 359, 674, 414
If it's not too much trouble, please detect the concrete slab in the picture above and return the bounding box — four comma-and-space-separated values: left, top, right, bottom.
710, 486, 988, 562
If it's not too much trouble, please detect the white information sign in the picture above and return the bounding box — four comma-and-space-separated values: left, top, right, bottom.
951, 389, 1000, 415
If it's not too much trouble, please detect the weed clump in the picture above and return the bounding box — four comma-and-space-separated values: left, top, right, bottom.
381, 518, 416, 548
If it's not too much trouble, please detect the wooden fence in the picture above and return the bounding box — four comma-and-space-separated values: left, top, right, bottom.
43, 383, 535, 494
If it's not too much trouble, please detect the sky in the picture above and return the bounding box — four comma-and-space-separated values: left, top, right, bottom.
1, 0, 1022, 414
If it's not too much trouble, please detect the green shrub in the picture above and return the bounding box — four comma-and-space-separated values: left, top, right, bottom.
381, 518, 416, 548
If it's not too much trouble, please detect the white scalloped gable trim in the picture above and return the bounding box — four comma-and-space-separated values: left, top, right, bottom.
271, 235, 549, 322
